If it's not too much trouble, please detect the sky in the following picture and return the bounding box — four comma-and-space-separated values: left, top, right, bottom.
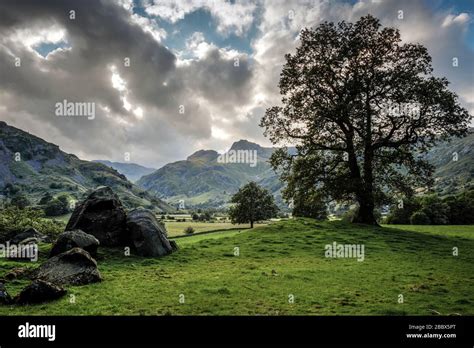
0, 0, 473, 168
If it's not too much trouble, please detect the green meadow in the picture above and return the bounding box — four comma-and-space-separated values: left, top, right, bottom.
0, 218, 473, 315
165, 221, 266, 237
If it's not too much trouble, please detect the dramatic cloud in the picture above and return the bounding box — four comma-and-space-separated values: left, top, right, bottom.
144, 0, 258, 36
0, 0, 472, 167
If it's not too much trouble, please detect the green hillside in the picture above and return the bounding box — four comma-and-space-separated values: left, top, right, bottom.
0, 219, 472, 315
0, 121, 172, 212
424, 131, 474, 195
137, 140, 285, 209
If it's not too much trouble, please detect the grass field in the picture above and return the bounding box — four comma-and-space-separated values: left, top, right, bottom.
165, 221, 266, 237
47, 214, 262, 237
0, 219, 473, 315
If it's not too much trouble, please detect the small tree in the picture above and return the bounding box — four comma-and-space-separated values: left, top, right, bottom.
229, 182, 279, 228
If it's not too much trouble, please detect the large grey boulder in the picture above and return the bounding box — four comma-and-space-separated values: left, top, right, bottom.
9, 228, 48, 245
50, 230, 100, 258
126, 208, 176, 257
65, 186, 128, 246
34, 248, 102, 286
15, 280, 66, 305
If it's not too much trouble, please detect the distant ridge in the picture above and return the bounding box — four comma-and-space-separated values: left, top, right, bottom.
93, 160, 156, 183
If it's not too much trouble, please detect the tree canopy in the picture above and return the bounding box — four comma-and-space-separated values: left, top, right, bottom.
261, 15, 471, 224
229, 182, 279, 228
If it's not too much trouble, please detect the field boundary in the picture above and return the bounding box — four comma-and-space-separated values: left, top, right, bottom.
170, 227, 251, 239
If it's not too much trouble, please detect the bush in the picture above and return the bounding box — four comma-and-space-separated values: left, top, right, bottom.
39, 192, 53, 205
420, 195, 449, 225
444, 189, 474, 224
44, 195, 70, 217
49, 182, 63, 189
184, 226, 195, 234
385, 197, 421, 224
385, 192, 472, 225
3, 183, 21, 196
0, 207, 65, 242
10, 194, 30, 209
410, 211, 431, 225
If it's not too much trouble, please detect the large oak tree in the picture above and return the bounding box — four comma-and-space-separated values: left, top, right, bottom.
261, 15, 471, 225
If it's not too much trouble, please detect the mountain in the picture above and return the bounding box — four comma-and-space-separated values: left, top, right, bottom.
93, 160, 156, 183
0, 121, 173, 212
137, 140, 285, 209
425, 131, 473, 195
138, 134, 473, 209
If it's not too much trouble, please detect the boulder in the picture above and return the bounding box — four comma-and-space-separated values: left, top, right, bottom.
34, 248, 102, 285
169, 240, 179, 252
65, 186, 128, 246
18, 237, 38, 245
50, 230, 100, 258
0, 282, 12, 305
9, 228, 48, 245
126, 208, 175, 257
4, 267, 34, 281
15, 280, 66, 305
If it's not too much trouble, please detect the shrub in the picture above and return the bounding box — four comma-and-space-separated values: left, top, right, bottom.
410, 211, 431, 225
184, 226, 195, 234
49, 182, 63, 189
39, 192, 53, 205
3, 183, 21, 196
10, 194, 30, 209
420, 195, 449, 225
385, 197, 421, 224
444, 189, 474, 224
0, 207, 65, 242
44, 195, 70, 216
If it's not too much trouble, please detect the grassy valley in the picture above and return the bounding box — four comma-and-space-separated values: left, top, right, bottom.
1, 218, 472, 315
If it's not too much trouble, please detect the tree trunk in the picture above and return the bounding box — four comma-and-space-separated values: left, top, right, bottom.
353, 156, 378, 225
250, 220, 254, 228
353, 193, 378, 225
